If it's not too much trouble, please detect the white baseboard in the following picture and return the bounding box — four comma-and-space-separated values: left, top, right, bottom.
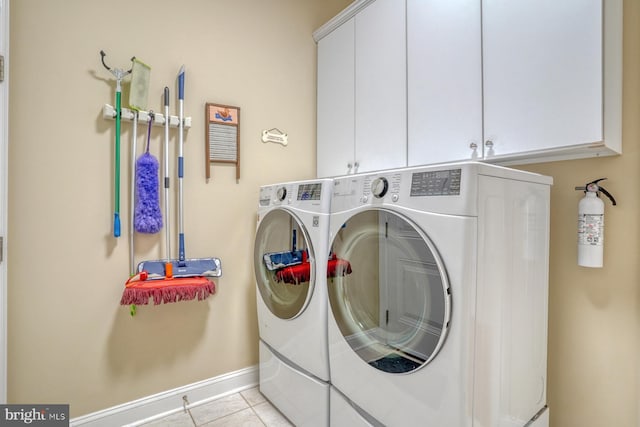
70, 365, 259, 427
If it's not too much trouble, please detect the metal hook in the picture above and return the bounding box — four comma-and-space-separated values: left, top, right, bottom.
99, 50, 110, 71
99, 50, 134, 78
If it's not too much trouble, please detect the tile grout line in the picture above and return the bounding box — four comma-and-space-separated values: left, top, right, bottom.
239, 391, 268, 427
141, 389, 276, 427
194, 391, 268, 427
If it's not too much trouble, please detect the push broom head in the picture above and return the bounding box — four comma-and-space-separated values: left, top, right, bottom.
129, 58, 151, 111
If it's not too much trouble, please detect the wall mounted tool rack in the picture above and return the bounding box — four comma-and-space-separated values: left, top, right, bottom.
102, 104, 192, 129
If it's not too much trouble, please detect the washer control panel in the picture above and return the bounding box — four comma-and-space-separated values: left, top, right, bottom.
297, 183, 322, 201
260, 181, 329, 209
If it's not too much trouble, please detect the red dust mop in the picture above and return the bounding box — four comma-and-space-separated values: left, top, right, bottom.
121, 271, 215, 305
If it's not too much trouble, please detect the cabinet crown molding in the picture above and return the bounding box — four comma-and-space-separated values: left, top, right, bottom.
313, 0, 376, 42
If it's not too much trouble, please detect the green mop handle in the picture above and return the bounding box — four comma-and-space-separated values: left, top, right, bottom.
100, 50, 131, 238
114, 84, 122, 238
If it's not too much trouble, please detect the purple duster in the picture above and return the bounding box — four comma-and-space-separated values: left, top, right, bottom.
134, 151, 163, 233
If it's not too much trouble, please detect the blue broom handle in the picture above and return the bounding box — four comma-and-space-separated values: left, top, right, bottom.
178, 66, 185, 262
178, 67, 184, 101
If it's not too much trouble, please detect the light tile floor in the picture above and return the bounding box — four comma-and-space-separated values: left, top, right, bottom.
140, 387, 294, 427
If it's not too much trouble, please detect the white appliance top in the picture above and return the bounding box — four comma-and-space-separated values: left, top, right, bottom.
331, 161, 552, 216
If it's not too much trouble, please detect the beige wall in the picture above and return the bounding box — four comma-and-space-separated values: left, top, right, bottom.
8, 1, 640, 426
8, 0, 350, 417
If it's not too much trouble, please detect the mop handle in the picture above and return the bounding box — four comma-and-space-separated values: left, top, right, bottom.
100, 50, 132, 238
129, 111, 138, 274
178, 66, 185, 262
114, 87, 122, 238
164, 87, 171, 261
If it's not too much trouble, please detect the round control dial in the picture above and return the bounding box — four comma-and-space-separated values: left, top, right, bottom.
276, 187, 287, 201
371, 177, 389, 198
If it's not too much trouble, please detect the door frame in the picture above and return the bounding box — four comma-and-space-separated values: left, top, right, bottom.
0, 0, 9, 404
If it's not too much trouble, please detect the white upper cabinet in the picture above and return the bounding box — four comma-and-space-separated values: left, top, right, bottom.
407, 0, 483, 166
315, 0, 622, 174
316, 0, 406, 178
482, 0, 618, 162
317, 18, 356, 178
354, 0, 407, 174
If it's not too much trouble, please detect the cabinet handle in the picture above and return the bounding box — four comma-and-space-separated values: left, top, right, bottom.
469, 142, 480, 159
484, 140, 495, 157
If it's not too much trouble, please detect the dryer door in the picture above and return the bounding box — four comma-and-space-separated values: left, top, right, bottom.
328, 209, 451, 373
254, 208, 315, 320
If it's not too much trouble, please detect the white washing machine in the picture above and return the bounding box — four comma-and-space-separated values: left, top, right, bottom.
254, 178, 333, 426
326, 162, 552, 426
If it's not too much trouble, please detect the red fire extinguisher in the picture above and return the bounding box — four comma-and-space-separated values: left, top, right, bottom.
575, 178, 616, 268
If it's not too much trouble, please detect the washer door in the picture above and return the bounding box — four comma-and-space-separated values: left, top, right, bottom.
328, 209, 451, 373
254, 208, 315, 320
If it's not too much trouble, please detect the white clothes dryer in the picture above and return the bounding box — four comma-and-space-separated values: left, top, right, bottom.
326, 162, 552, 426
254, 178, 333, 426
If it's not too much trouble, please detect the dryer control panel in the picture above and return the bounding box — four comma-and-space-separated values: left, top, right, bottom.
332, 164, 475, 216
410, 168, 462, 197
331, 162, 551, 219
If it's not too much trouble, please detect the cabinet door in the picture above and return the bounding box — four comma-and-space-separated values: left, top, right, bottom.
482, 0, 603, 158
317, 18, 356, 178
407, 0, 483, 166
355, 0, 407, 173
